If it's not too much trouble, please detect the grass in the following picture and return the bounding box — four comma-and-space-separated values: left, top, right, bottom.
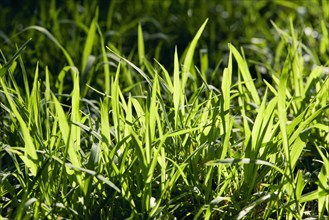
1, 1, 329, 219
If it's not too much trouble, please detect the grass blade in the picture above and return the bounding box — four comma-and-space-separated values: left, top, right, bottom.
233, 192, 278, 220
229, 44, 260, 105
0, 38, 31, 77
182, 19, 208, 89
0, 78, 39, 176
138, 22, 145, 66
81, 8, 98, 74
21, 26, 74, 66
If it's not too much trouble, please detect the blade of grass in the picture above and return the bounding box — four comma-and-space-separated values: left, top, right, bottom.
144, 73, 160, 212
220, 49, 233, 159
17, 46, 30, 101
0, 78, 39, 176
182, 19, 208, 90
233, 192, 278, 220
153, 59, 174, 93
0, 38, 31, 77
173, 46, 181, 127
97, 23, 110, 94
28, 62, 41, 134
278, 51, 291, 164
52, 88, 81, 177
71, 67, 81, 154
107, 47, 152, 86
81, 8, 98, 74
229, 44, 260, 105
111, 62, 121, 142
138, 22, 145, 66
21, 26, 74, 66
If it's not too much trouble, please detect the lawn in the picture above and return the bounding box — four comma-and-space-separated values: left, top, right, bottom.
0, 1, 329, 219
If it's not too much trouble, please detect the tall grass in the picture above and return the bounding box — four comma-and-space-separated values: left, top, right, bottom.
1, 2, 329, 219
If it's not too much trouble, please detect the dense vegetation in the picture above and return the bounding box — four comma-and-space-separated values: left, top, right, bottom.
0, 1, 328, 219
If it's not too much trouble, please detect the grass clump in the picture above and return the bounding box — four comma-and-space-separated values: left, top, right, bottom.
1, 1, 329, 219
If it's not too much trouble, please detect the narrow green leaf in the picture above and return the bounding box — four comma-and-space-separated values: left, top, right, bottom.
0, 78, 38, 176
28, 63, 41, 133
0, 39, 31, 77
97, 24, 110, 94
278, 56, 290, 162
145, 73, 159, 164
22, 26, 74, 66
206, 158, 275, 168
53, 93, 81, 171
45, 66, 51, 103
100, 97, 111, 158
17, 45, 30, 101
222, 50, 232, 113
173, 46, 181, 126
112, 62, 121, 142
229, 44, 260, 105
182, 19, 208, 89
71, 121, 102, 141
233, 192, 278, 220
154, 59, 174, 93
71, 68, 81, 152
107, 47, 152, 86
138, 22, 145, 65
82, 8, 98, 74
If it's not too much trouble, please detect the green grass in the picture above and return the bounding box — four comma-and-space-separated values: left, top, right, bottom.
1, 1, 329, 219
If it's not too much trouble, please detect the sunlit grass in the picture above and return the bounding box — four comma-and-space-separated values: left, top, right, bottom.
1, 2, 329, 219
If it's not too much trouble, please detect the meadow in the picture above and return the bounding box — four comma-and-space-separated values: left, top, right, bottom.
0, 1, 329, 219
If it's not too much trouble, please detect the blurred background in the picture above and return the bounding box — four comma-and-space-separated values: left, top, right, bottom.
0, 0, 328, 86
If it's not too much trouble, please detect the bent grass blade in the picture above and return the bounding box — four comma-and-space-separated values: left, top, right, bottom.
229, 44, 260, 105
21, 26, 74, 66
0, 38, 31, 77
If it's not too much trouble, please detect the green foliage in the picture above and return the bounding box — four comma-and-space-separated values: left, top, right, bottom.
0, 1, 329, 219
